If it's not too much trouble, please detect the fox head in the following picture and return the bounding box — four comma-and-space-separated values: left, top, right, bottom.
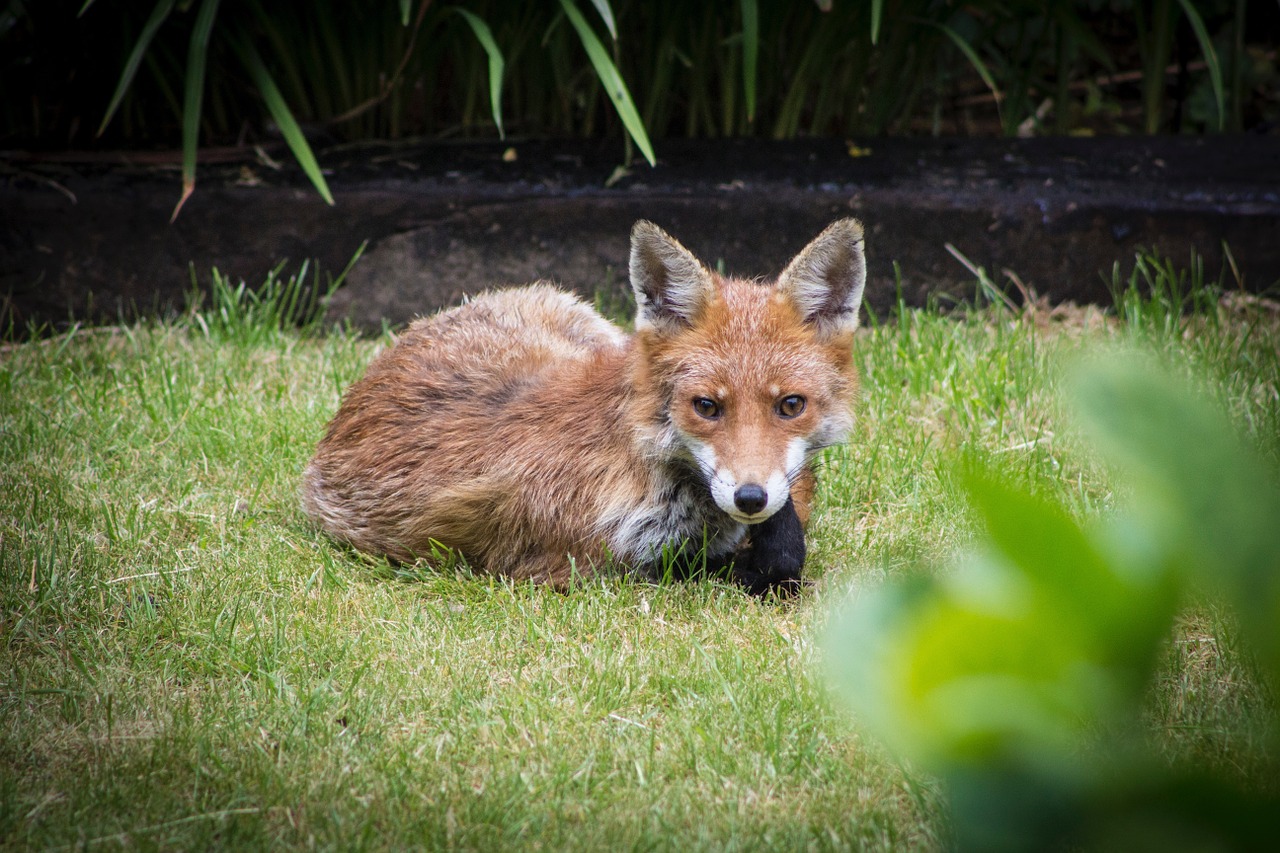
629, 219, 865, 524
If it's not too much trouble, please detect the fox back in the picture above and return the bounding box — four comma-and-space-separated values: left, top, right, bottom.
302, 219, 866, 590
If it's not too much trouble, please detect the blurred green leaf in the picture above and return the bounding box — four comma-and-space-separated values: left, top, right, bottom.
870, 0, 882, 45
98, 0, 176, 137
1174, 0, 1225, 131
934, 21, 1002, 125
398, 0, 411, 27
172, 0, 221, 222
558, 0, 655, 167
961, 469, 1175, 674
827, 352, 1280, 850
826, 494, 1171, 773
453, 8, 506, 139
234, 37, 335, 206
586, 0, 617, 42
740, 0, 758, 122
1071, 355, 1280, 679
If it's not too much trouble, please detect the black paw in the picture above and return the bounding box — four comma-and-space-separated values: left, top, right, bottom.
732, 496, 807, 598
732, 566, 804, 598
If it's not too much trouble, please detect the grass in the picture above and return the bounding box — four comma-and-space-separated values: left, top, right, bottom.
2, 255, 1278, 849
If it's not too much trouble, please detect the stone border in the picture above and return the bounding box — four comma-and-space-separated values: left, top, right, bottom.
3, 137, 1277, 332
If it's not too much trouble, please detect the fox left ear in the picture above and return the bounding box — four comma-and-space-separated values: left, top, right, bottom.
629, 220, 716, 334
776, 218, 866, 338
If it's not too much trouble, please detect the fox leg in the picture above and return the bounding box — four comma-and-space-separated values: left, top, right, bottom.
658, 490, 808, 595
731, 496, 806, 597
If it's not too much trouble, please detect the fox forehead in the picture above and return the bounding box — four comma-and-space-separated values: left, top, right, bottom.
659, 278, 848, 393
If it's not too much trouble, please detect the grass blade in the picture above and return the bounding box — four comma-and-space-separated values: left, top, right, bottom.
399, 0, 411, 27
453, 8, 507, 139
587, 0, 618, 41
1174, 0, 1225, 131
740, 0, 758, 123
97, 0, 176, 136
172, 0, 221, 222
870, 0, 883, 45
234, 38, 335, 206
559, 0, 655, 166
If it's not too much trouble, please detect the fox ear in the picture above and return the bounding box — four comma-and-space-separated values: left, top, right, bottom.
629, 221, 715, 333
777, 218, 866, 337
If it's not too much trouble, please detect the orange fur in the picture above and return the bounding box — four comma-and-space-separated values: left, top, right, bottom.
302, 220, 866, 587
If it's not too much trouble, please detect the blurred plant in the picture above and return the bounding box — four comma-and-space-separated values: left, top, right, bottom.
825, 352, 1280, 850
3, 2, 1266, 211
1134, 0, 1226, 132
86, 0, 339, 219
82, 0, 653, 218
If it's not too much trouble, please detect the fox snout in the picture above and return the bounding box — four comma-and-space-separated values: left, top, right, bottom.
695, 435, 810, 524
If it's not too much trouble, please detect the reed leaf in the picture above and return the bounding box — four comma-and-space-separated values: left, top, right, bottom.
1137, 0, 1175, 133
558, 0, 655, 166
172, 0, 221, 222
587, 0, 617, 41
933, 20, 1002, 126
97, 0, 176, 137
740, 0, 758, 123
453, 8, 507, 139
1174, 0, 1225, 131
870, 0, 882, 45
234, 37, 335, 206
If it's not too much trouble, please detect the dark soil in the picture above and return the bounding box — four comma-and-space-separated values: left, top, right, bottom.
3, 135, 1277, 333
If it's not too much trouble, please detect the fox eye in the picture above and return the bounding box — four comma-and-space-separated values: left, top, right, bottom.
692, 397, 721, 419
776, 395, 806, 418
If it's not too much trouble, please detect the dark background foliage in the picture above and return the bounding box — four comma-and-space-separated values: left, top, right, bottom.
4, 0, 1278, 154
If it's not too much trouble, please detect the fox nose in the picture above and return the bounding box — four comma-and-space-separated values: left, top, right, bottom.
733, 484, 768, 515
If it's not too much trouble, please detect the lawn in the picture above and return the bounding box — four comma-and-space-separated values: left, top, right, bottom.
2, 255, 1277, 850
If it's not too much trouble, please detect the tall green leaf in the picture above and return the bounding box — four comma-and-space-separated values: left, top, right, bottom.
97, 0, 176, 136
586, 0, 617, 41
558, 0, 655, 167
740, 0, 758, 123
453, 8, 507, 139
235, 38, 335, 206
870, 0, 883, 44
172, 0, 221, 222
398, 0, 411, 27
934, 21, 1002, 126
1174, 0, 1226, 130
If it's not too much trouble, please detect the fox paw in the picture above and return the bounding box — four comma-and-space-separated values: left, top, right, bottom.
733, 567, 803, 598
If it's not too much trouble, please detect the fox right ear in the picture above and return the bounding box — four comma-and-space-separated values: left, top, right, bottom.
777, 218, 866, 339
629, 221, 715, 334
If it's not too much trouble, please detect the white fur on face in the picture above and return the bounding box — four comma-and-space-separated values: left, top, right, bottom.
695, 436, 809, 524
757, 436, 808, 522
684, 439, 735, 516
684, 438, 755, 521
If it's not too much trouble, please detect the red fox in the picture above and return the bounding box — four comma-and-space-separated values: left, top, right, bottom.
302, 219, 865, 594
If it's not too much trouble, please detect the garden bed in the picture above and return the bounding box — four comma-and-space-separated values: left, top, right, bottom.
3, 134, 1278, 332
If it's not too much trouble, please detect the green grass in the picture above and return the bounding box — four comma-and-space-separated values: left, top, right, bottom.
2, 256, 1278, 849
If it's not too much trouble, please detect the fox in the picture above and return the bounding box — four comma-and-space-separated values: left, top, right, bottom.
302, 218, 866, 595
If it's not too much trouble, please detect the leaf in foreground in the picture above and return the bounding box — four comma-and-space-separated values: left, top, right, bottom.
825, 353, 1280, 850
